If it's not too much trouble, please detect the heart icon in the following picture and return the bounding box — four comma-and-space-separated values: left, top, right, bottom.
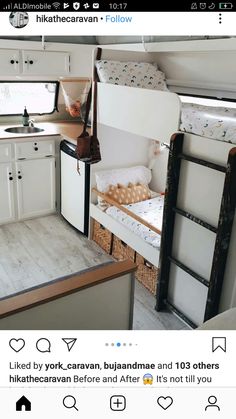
9, 338, 25, 353
157, 396, 173, 410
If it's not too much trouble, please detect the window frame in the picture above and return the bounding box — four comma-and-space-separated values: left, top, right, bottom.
0, 80, 60, 116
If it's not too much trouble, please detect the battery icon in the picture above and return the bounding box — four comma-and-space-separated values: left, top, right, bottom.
219, 2, 233, 8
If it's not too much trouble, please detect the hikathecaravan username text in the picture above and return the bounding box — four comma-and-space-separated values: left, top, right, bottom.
35, 15, 132, 23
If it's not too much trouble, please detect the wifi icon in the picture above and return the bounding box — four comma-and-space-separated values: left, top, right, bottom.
52, 2, 61, 9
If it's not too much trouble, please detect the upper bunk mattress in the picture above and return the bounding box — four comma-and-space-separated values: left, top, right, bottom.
180, 103, 236, 144
105, 195, 164, 249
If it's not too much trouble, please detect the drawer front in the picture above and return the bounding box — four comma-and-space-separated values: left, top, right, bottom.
15, 140, 55, 160
0, 143, 12, 162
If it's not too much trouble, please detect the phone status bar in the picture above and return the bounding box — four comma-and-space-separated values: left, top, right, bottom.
0, 2, 235, 12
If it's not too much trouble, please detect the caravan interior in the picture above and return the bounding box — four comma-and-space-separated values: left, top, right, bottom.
0, 36, 235, 330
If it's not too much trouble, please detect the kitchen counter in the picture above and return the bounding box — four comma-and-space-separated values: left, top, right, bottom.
0, 121, 86, 143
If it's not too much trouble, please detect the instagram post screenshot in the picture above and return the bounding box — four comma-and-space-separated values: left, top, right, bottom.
0, 1, 235, 417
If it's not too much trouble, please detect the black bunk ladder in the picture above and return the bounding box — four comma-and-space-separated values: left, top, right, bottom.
156, 133, 236, 328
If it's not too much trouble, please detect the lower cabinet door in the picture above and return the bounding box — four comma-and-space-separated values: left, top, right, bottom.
0, 162, 15, 224
16, 158, 56, 219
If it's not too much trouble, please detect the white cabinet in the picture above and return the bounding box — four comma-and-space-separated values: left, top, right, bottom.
22, 50, 70, 75
15, 139, 55, 160
0, 137, 56, 225
0, 49, 20, 75
16, 158, 55, 219
0, 49, 70, 76
0, 162, 15, 224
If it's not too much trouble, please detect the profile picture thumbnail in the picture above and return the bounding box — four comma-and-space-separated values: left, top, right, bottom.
9, 12, 29, 29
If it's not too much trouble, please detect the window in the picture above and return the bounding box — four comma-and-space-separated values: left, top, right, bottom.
179, 95, 236, 109
0, 81, 59, 116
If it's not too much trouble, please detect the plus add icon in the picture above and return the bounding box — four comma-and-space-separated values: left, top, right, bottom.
110, 395, 126, 411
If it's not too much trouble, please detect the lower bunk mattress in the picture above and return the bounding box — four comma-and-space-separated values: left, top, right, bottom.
105, 195, 164, 249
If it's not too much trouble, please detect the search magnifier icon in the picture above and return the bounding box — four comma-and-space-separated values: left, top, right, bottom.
63, 395, 78, 411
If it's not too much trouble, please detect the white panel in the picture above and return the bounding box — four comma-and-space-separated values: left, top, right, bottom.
15, 140, 55, 160
168, 264, 208, 326
0, 162, 15, 224
97, 83, 180, 143
0, 49, 20, 75
16, 158, 55, 219
0, 274, 133, 330
61, 151, 85, 233
152, 47, 236, 97
172, 215, 216, 281
0, 144, 12, 163
177, 160, 225, 227
183, 133, 235, 166
22, 50, 70, 75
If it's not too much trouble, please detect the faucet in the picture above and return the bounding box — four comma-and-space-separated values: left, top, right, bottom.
28, 119, 35, 127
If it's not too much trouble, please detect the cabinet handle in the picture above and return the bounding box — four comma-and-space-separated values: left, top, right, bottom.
34, 147, 39, 151
15, 61, 19, 64
10, 59, 15, 64
29, 60, 34, 65
9, 176, 13, 181
18, 175, 22, 180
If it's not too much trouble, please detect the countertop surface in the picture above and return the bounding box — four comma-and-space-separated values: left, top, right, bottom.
0, 121, 86, 143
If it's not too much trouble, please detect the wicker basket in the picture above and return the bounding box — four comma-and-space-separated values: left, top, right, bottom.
112, 236, 135, 262
92, 220, 113, 254
135, 253, 159, 295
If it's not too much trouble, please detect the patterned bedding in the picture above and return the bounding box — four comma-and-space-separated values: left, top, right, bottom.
105, 195, 164, 249
180, 103, 236, 144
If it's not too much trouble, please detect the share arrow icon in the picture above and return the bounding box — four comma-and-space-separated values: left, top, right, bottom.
62, 338, 77, 352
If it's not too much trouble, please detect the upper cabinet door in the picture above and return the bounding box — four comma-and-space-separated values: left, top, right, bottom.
22, 50, 70, 75
0, 49, 20, 75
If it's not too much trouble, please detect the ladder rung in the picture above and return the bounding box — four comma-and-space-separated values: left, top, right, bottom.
165, 301, 197, 329
169, 256, 209, 287
173, 207, 217, 233
178, 153, 226, 173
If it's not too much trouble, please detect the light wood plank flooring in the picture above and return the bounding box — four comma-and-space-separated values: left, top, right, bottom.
0, 214, 112, 300
133, 280, 190, 330
0, 215, 189, 329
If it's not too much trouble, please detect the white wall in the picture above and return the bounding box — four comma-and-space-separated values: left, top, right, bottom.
91, 124, 151, 198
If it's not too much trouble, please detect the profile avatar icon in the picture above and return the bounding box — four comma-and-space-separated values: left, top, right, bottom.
143, 373, 153, 385
9, 12, 29, 29
205, 395, 220, 411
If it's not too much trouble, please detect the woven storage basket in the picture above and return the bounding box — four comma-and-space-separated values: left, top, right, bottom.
135, 253, 159, 295
112, 236, 135, 262
92, 220, 112, 254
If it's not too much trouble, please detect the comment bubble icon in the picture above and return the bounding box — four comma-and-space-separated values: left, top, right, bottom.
36, 338, 51, 353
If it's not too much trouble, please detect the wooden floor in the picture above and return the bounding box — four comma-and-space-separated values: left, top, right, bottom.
0, 214, 112, 300
133, 280, 190, 330
0, 214, 189, 329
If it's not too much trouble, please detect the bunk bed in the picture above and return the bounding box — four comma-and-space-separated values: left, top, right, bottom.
90, 48, 236, 324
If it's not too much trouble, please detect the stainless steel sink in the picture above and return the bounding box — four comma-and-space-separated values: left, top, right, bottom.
5, 126, 44, 134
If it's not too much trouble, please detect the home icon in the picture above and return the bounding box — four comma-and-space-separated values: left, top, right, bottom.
16, 396, 31, 412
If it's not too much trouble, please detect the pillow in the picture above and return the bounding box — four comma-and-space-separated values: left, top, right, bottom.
96, 60, 169, 91
106, 183, 151, 205
95, 166, 152, 194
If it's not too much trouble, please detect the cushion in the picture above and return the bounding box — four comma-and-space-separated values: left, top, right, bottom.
96, 60, 169, 91
95, 166, 152, 194
106, 183, 151, 205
